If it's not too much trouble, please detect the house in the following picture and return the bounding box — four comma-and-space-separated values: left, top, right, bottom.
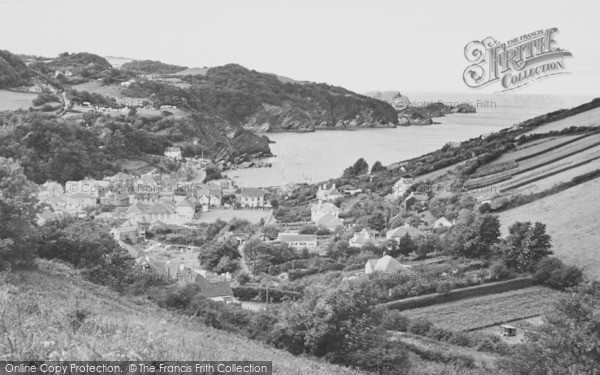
239, 188, 266, 208
208, 189, 222, 207
393, 177, 414, 198
135, 175, 159, 193
66, 192, 96, 210
310, 201, 339, 222
109, 225, 139, 243
349, 228, 374, 248
277, 233, 318, 249
104, 172, 135, 190
164, 146, 182, 160
434, 217, 454, 228
145, 202, 178, 222
39, 181, 64, 200
386, 223, 425, 242
133, 192, 160, 204
343, 187, 363, 196
316, 183, 343, 201
43, 195, 68, 210
100, 193, 130, 207
315, 213, 344, 230
176, 198, 196, 220
365, 255, 410, 275
36, 208, 61, 226
127, 202, 149, 221
195, 275, 234, 302
402, 193, 429, 211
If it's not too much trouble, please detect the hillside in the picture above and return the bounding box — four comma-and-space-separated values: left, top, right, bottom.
498, 177, 600, 279
0, 259, 364, 374
121, 60, 188, 74
0, 50, 35, 88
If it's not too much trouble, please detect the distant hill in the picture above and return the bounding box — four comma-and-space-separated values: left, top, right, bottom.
0, 49, 35, 88
172, 67, 209, 76
122, 59, 188, 74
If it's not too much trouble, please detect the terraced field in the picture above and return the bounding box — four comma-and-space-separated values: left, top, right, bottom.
466, 133, 600, 192
402, 286, 560, 331
493, 135, 580, 164
499, 177, 600, 279
525, 106, 600, 135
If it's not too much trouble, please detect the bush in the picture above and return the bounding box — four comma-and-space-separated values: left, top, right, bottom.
489, 260, 512, 280
380, 310, 410, 332
534, 257, 583, 290
408, 317, 433, 336
448, 332, 472, 347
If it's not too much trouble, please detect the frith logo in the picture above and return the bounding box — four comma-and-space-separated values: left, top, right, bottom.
463, 27, 572, 92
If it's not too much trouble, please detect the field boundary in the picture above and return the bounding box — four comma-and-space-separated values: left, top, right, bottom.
378, 277, 536, 311
511, 141, 600, 177
465, 314, 541, 332
515, 131, 600, 163
501, 155, 600, 192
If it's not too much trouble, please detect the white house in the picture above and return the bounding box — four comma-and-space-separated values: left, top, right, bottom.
315, 213, 344, 230
176, 198, 196, 220
393, 177, 414, 198
310, 201, 339, 223
434, 217, 454, 228
316, 183, 343, 201
277, 233, 318, 249
386, 223, 425, 242
164, 146, 182, 160
239, 188, 266, 208
349, 228, 374, 248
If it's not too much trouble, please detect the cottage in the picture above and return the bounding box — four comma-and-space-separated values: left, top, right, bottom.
145, 202, 177, 222
349, 228, 374, 248
239, 188, 266, 208
164, 146, 182, 160
434, 217, 454, 228
133, 192, 160, 204
100, 193, 130, 207
316, 183, 343, 201
310, 201, 340, 223
315, 212, 344, 230
104, 172, 135, 190
176, 198, 196, 220
393, 177, 414, 198
386, 223, 425, 242
365, 255, 410, 275
43, 195, 68, 210
66, 192, 96, 210
127, 202, 149, 221
110, 225, 139, 243
39, 181, 64, 200
195, 275, 234, 302
36, 208, 61, 226
277, 233, 318, 249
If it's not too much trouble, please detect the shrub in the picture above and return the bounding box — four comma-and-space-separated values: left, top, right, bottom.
476, 337, 495, 352
489, 260, 512, 280
380, 310, 410, 332
448, 332, 472, 347
534, 257, 583, 290
408, 317, 433, 336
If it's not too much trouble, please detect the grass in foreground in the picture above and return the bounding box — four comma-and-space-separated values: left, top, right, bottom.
0, 260, 364, 375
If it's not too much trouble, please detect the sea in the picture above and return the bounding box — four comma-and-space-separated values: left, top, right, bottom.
226, 92, 596, 187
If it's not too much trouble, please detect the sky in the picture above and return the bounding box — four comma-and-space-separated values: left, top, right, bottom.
0, 0, 599, 95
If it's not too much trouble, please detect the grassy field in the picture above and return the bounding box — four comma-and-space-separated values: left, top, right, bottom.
525, 106, 600, 135
0, 89, 37, 110
498, 177, 600, 280
0, 260, 364, 374
401, 286, 561, 331
72, 81, 126, 99
493, 135, 580, 164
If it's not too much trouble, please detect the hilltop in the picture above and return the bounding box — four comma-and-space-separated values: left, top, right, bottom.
0, 50, 36, 88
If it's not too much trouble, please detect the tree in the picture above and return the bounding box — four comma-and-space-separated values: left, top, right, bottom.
0, 157, 39, 270
397, 234, 417, 256
503, 221, 552, 272
342, 158, 369, 178
128, 107, 137, 117
199, 239, 241, 271
533, 257, 583, 290
367, 210, 386, 231
370, 161, 386, 174
501, 282, 600, 375
271, 280, 410, 373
